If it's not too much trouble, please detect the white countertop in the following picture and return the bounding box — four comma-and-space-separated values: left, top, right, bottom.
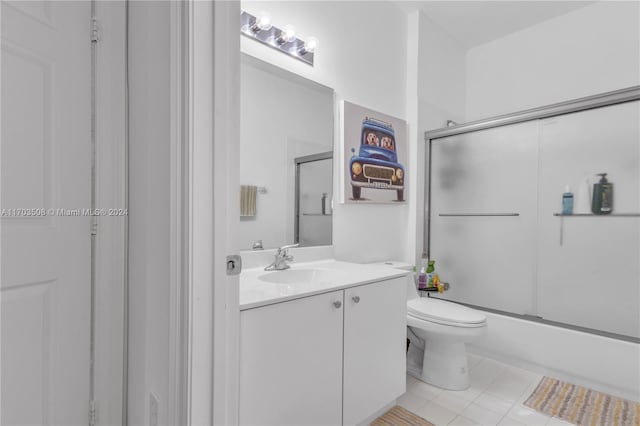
240, 259, 411, 310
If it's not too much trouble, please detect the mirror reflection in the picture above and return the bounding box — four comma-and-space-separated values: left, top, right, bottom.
239, 54, 334, 250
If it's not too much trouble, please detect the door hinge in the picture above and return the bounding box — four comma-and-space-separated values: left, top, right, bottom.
91, 17, 99, 43
91, 221, 98, 236
89, 400, 97, 426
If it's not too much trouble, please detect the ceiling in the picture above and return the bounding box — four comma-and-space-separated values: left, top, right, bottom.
397, 1, 596, 48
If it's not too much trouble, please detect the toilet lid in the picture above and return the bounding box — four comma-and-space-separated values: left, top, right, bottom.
407, 298, 486, 325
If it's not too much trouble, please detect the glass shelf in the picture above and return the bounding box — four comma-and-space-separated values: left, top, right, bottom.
302, 213, 332, 216
553, 213, 640, 217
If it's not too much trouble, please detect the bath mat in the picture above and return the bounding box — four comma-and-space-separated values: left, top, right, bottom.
524, 376, 640, 426
370, 405, 435, 426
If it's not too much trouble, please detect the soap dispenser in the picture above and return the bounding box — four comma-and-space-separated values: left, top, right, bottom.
591, 173, 613, 214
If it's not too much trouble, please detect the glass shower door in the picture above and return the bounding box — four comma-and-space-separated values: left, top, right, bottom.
429, 121, 540, 315
295, 153, 333, 247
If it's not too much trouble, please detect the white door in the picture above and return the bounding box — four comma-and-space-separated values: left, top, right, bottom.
343, 278, 407, 425
1, 2, 92, 425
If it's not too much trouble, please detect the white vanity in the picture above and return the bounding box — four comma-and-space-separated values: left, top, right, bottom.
239, 259, 409, 425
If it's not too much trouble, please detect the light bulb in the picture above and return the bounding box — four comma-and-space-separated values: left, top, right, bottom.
303, 37, 318, 53
252, 13, 272, 32
280, 25, 296, 43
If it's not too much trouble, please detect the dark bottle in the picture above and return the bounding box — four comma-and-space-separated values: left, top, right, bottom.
591, 173, 613, 214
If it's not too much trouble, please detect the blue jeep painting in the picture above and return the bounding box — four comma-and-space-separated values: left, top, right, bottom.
349, 117, 404, 201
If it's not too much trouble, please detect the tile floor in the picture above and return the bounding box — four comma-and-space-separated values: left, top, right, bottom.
397, 353, 574, 426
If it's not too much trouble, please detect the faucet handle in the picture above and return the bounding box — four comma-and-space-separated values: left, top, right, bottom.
277, 243, 299, 254
279, 243, 299, 250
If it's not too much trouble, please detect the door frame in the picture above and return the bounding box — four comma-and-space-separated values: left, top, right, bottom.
184, 1, 241, 424
93, 1, 240, 424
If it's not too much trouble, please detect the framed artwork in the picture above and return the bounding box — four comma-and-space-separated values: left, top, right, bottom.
341, 101, 407, 203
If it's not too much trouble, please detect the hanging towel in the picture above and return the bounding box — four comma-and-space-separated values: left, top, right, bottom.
240, 185, 257, 217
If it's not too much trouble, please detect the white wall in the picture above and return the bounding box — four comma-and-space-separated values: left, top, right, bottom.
411, 11, 468, 263
242, 1, 411, 263
466, 1, 640, 121
417, 13, 467, 132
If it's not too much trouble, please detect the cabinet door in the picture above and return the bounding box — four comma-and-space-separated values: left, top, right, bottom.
343, 278, 407, 425
239, 291, 344, 426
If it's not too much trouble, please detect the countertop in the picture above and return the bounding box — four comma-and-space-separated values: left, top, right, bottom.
239, 259, 411, 310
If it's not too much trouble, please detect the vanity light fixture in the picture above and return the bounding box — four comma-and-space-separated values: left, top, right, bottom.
298, 37, 318, 55
240, 10, 317, 67
250, 13, 272, 33
276, 25, 296, 45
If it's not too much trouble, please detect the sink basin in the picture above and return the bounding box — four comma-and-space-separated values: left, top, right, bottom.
258, 268, 344, 285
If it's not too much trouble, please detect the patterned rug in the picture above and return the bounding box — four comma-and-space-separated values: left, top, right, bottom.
371, 405, 435, 426
524, 376, 640, 426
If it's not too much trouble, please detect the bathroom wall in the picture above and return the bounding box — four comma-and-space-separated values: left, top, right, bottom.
465, 1, 640, 121
411, 11, 468, 262
417, 13, 467, 132
241, 1, 411, 263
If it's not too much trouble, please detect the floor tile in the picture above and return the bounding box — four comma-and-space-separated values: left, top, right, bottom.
432, 391, 472, 413
407, 378, 444, 401
407, 374, 419, 388
498, 417, 525, 425
545, 417, 573, 426
502, 366, 542, 386
460, 402, 504, 425
449, 415, 480, 425
469, 359, 507, 391
397, 391, 429, 413
516, 381, 540, 405
474, 393, 515, 416
441, 385, 484, 402
415, 401, 459, 426
506, 404, 550, 426
485, 374, 532, 403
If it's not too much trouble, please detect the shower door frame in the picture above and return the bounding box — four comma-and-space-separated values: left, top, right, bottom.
422, 85, 640, 343
294, 151, 333, 244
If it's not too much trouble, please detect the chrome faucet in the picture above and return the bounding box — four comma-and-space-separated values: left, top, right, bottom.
252, 240, 264, 250
264, 243, 299, 271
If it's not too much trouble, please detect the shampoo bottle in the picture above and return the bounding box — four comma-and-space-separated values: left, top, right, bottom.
576, 177, 591, 214
591, 173, 613, 214
562, 185, 574, 215
417, 253, 428, 290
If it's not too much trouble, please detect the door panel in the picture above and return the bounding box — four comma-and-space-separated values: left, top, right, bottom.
1, 2, 92, 424
343, 278, 407, 425
429, 122, 539, 315
536, 102, 640, 337
239, 291, 344, 426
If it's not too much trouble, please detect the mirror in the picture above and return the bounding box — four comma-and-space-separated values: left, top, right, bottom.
239, 54, 334, 250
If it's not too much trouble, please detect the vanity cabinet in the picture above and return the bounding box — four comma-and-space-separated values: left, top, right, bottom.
239, 277, 406, 426
343, 281, 406, 425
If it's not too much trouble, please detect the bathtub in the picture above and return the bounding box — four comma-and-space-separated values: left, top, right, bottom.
467, 311, 640, 402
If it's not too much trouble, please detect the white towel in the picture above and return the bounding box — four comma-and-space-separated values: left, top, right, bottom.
240, 185, 257, 217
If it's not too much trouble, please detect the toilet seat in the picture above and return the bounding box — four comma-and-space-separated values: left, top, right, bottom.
407, 298, 486, 328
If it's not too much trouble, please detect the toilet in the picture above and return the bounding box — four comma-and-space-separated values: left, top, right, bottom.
405, 276, 487, 391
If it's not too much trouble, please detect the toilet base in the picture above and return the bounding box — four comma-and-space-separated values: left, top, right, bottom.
420, 338, 470, 390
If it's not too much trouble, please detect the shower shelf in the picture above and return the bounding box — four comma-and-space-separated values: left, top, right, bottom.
553, 213, 640, 217
302, 213, 332, 216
